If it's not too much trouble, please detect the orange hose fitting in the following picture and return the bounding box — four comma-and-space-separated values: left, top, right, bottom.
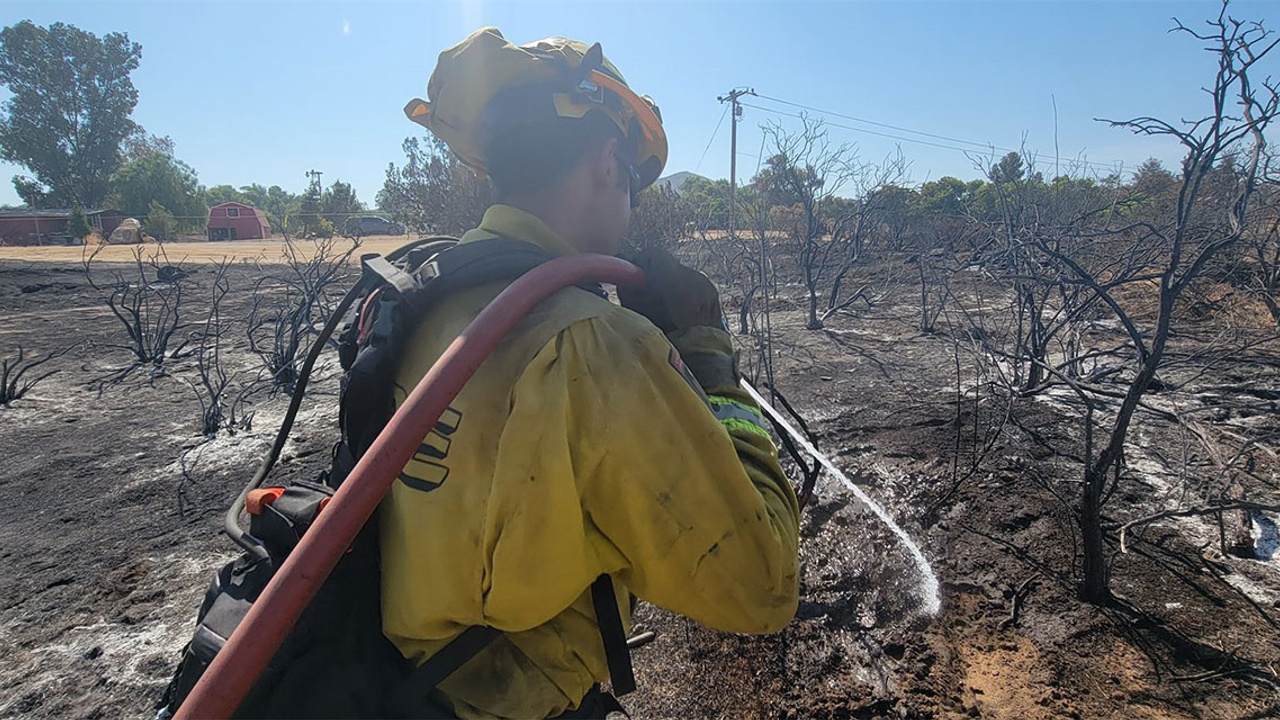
244, 488, 285, 516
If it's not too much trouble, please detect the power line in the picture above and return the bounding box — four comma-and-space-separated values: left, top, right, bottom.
743, 94, 1130, 177
695, 104, 730, 174
742, 101, 978, 153
756, 92, 1003, 151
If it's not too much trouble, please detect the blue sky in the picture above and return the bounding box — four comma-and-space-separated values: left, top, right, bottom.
1, 1, 1275, 207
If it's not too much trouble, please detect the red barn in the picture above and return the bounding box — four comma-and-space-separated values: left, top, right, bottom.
207, 202, 272, 241
0, 208, 123, 246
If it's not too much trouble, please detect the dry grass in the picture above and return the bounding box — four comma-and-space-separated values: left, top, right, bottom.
0, 235, 412, 265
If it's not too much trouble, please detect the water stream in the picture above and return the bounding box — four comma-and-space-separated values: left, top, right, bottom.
741, 381, 943, 616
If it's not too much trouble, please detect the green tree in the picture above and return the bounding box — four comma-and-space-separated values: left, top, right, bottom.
239, 184, 270, 210
313, 217, 335, 239
121, 132, 175, 163
0, 21, 141, 208
239, 183, 297, 231
204, 184, 249, 207
298, 174, 322, 234
321, 180, 363, 223
1129, 157, 1179, 215
678, 176, 732, 229
912, 176, 980, 253
752, 152, 824, 209
989, 151, 1026, 185
111, 146, 205, 231
1132, 158, 1176, 191
68, 206, 91, 241
916, 176, 972, 218
144, 200, 176, 241
12, 176, 48, 207
377, 136, 491, 235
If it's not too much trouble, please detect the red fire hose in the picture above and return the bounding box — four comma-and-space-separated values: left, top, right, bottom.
175, 254, 644, 720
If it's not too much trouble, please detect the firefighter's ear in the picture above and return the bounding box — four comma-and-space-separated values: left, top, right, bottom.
589, 136, 621, 192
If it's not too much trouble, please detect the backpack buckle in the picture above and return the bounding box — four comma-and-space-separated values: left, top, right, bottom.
361, 254, 419, 296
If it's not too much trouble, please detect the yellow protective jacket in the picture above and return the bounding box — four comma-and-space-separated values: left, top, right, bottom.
380, 205, 800, 719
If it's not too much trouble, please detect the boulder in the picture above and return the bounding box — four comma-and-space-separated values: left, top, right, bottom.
108, 218, 144, 245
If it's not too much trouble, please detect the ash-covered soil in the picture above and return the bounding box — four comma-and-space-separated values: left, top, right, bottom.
0, 258, 1277, 719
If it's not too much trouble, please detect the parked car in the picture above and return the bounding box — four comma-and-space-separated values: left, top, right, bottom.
343, 216, 406, 237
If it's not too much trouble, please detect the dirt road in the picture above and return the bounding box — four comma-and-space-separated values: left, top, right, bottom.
0, 235, 409, 265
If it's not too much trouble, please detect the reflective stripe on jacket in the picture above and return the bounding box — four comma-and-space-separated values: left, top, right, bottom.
380, 204, 800, 719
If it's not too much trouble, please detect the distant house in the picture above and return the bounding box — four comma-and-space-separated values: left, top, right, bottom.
0, 208, 123, 246
207, 202, 272, 241
655, 171, 706, 194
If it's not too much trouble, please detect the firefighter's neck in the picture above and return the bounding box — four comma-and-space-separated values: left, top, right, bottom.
504, 187, 597, 253
504, 197, 582, 252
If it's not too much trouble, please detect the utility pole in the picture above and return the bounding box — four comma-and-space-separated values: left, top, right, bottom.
717, 87, 754, 235
306, 169, 323, 195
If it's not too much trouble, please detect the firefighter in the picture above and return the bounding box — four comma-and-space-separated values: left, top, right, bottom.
386, 27, 800, 718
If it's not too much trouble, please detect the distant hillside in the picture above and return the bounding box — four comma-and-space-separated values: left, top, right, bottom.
655, 171, 708, 194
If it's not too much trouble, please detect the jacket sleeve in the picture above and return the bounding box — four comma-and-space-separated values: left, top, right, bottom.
510, 311, 800, 634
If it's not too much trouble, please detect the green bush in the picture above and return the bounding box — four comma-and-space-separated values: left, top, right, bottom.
68, 206, 92, 241
314, 218, 335, 239
144, 200, 176, 241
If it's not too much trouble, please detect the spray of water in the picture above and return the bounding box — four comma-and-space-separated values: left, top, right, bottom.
741, 381, 942, 616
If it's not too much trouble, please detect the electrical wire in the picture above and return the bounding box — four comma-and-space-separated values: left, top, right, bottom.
755, 131, 767, 177
756, 92, 1006, 152
744, 95, 1130, 177
743, 101, 986, 153
695, 104, 731, 174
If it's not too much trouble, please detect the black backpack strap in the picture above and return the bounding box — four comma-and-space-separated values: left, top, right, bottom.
411, 238, 609, 306
591, 574, 636, 696
386, 625, 501, 716
390, 575, 634, 710
405, 625, 502, 690
410, 238, 556, 302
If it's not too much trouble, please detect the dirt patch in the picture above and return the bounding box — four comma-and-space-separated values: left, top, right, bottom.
0, 235, 410, 265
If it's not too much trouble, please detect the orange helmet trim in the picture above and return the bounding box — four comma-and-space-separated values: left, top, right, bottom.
588, 69, 662, 145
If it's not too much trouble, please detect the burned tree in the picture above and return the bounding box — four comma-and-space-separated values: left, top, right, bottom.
967, 152, 1122, 393
0, 345, 70, 406
722, 180, 779, 386
188, 260, 256, 437
1242, 178, 1279, 323
626, 183, 695, 253
908, 177, 983, 334
83, 244, 194, 382
1073, 5, 1276, 602
933, 3, 1279, 604
819, 160, 910, 323
760, 118, 908, 329
759, 117, 859, 330
247, 236, 359, 394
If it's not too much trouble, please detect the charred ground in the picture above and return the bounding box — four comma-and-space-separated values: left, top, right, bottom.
0, 254, 1276, 719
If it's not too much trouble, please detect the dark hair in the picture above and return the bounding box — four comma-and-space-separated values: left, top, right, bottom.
481, 87, 627, 200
